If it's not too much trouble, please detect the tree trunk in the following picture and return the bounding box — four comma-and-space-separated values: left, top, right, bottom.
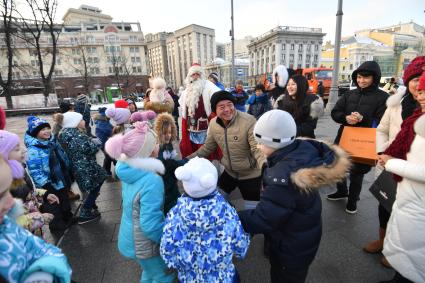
4, 87, 14, 109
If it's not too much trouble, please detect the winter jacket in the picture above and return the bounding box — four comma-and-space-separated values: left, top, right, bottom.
276, 94, 324, 138
0, 215, 72, 283
214, 81, 225, 90
114, 158, 166, 260
247, 93, 272, 119
160, 190, 250, 282
383, 114, 425, 283
239, 139, 350, 268
58, 128, 106, 193
230, 89, 249, 112
94, 114, 113, 148
75, 102, 91, 126
25, 133, 71, 191
331, 61, 389, 144
189, 111, 266, 180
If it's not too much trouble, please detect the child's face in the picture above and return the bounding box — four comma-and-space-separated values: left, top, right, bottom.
164, 126, 172, 144
0, 163, 14, 224
8, 143, 25, 163
417, 89, 425, 112
36, 127, 51, 140
255, 90, 263, 97
77, 119, 86, 130
257, 143, 276, 158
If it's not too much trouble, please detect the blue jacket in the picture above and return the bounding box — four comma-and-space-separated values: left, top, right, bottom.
0, 215, 72, 283
230, 90, 249, 112
160, 190, 250, 283
25, 133, 70, 190
214, 81, 225, 90
247, 93, 272, 119
75, 102, 91, 125
115, 158, 166, 260
239, 139, 349, 268
94, 114, 113, 148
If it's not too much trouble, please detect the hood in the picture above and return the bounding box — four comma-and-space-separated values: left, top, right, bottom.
291, 140, 351, 193
351, 61, 382, 89
24, 132, 50, 148
115, 158, 165, 184
177, 191, 228, 232
386, 86, 406, 107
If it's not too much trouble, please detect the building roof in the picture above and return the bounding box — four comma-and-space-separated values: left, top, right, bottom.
342, 35, 387, 47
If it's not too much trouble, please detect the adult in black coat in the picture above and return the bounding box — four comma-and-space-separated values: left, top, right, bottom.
328, 61, 388, 213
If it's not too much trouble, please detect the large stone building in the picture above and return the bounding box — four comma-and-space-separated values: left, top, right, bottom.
1, 5, 149, 100
166, 24, 216, 88
145, 32, 173, 81
223, 36, 253, 61
247, 26, 326, 86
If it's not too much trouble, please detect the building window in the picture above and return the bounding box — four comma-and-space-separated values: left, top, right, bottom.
342, 66, 345, 71
342, 75, 345, 80
314, 44, 319, 51
298, 44, 303, 52
282, 44, 286, 50
290, 44, 294, 50
313, 55, 318, 62
129, 35, 137, 42
297, 64, 302, 69
298, 54, 302, 61
307, 44, 311, 51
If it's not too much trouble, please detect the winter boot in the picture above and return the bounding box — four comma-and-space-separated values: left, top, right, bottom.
363, 228, 385, 253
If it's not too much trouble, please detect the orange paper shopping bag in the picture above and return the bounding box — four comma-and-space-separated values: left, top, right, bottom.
339, 126, 377, 166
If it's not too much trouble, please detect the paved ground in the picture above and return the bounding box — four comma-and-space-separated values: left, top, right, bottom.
5, 113, 395, 283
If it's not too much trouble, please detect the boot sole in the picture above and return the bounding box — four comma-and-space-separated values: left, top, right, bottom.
327, 196, 348, 201
345, 208, 357, 214
78, 215, 101, 225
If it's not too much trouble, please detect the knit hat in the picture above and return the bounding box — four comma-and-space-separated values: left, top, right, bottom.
417, 71, 425, 91
272, 65, 289, 88
130, 110, 157, 123
105, 121, 158, 160
403, 56, 425, 85
210, 90, 237, 113
62, 112, 83, 128
105, 107, 131, 125
208, 72, 219, 82
149, 78, 167, 103
254, 110, 296, 149
0, 130, 24, 179
114, 99, 129, 109
76, 94, 88, 104
175, 157, 218, 198
98, 107, 107, 116
27, 116, 50, 137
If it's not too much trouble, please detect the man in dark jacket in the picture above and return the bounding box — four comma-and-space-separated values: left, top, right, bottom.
75, 93, 93, 137
327, 61, 388, 213
239, 110, 350, 283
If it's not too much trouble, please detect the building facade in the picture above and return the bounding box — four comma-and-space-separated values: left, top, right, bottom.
247, 26, 325, 86
205, 58, 249, 88
146, 32, 173, 81
224, 36, 253, 61
166, 24, 216, 88
216, 42, 225, 59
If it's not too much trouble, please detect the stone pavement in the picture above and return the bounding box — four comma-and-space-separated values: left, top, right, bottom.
5, 113, 395, 283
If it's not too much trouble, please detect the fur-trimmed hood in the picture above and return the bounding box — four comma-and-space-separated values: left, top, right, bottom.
93, 113, 109, 122
144, 99, 174, 114
154, 112, 177, 144
386, 86, 406, 108
291, 141, 351, 193
116, 157, 165, 184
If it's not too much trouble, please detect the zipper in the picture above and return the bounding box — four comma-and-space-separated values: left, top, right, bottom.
224, 127, 234, 174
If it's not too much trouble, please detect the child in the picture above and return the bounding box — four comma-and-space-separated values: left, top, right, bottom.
238, 110, 350, 283
105, 122, 175, 283
0, 130, 59, 235
0, 156, 72, 283
105, 106, 132, 135
154, 112, 185, 214
57, 112, 107, 224
24, 116, 74, 231
129, 110, 157, 125
160, 157, 250, 282
144, 77, 175, 115
93, 107, 114, 180
247, 83, 272, 119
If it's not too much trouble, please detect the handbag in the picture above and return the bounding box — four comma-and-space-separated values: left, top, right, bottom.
339, 126, 377, 166
368, 170, 397, 212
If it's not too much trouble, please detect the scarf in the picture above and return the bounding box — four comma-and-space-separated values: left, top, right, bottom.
384, 108, 424, 182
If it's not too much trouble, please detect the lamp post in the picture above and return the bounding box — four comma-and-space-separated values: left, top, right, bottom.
325, 0, 343, 112
230, 0, 235, 87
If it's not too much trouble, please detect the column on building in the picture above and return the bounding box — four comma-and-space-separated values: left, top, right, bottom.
275, 42, 282, 68
302, 41, 307, 68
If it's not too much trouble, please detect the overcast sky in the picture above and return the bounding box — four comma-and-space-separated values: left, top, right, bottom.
17, 0, 425, 43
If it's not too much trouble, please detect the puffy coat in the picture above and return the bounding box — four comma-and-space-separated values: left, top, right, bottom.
114, 158, 166, 260
189, 111, 266, 180
331, 61, 388, 144
94, 113, 113, 148
58, 128, 106, 193
231, 89, 249, 112
160, 190, 249, 283
383, 114, 425, 283
247, 93, 272, 119
239, 139, 350, 268
0, 215, 72, 283
25, 133, 70, 190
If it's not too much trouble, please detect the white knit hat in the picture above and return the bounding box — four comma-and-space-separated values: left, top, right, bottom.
62, 112, 83, 128
175, 157, 218, 198
254, 110, 296, 149
149, 77, 167, 103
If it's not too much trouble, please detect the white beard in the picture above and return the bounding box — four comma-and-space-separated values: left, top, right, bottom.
185, 78, 205, 117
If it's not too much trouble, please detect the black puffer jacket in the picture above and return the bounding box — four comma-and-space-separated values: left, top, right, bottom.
331, 61, 388, 144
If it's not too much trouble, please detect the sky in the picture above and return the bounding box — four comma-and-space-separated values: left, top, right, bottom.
16, 0, 425, 43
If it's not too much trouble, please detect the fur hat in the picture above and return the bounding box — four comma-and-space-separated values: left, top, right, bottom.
417, 71, 425, 91
62, 112, 83, 128
175, 157, 217, 198
185, 63, 205, 83
98, 107, 107, 116
27, 116, 50, 137
272, 65, 289, 88
403, 56, 425, 85
114, 99, 129, 109
149, 78, 167, 103
105, 121, 158, 160
76, 93, 89, 104
130, 110, 157, 123
154, 112, 177, 144
210, 90, 237, 113
105, 107, 131, 125
0, 130, 24, 179
254, 110, 296, 149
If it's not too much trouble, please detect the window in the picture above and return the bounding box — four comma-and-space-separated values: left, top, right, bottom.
307, 44, 311, 51
129, 35, 137, 42
298, 44, 303, 52
86, 36, 95, 43
313, 55, 318, 62
272, 45, 275, 53
290, 44, 294, 50
282, 44, 286, 50
298, 54, 302, 61
94, 57, 99, 63
314, 44, 319, 51
342, 66, 345, 71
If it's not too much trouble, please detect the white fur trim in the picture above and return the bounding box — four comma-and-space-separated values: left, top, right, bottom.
152, 77, 166, 90
310, 96, 324, 119
120, 157, 165, 175
179, 80, 219, 119
272, 65, 289, 88
386, 86, 406, 107
414, 115, 425, 138
186, 65, 204, 82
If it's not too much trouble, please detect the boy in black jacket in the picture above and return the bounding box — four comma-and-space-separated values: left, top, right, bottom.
238, 110, 350, 283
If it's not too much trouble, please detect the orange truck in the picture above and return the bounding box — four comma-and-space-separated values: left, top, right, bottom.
300, 68, 333, 102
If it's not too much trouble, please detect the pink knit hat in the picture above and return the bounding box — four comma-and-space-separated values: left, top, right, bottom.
105, 121, 157, 160
130, 110, 157, 123
0, 130, 24, 179
105, 107, 131, 125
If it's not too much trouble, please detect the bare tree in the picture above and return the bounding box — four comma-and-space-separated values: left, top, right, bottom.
110, 48, 139, 95
0, 0, 16, 108
14, 0, 61, 106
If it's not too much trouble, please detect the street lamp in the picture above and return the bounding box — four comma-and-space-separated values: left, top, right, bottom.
230, 0, 235, 87
326, 0, 343, 112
